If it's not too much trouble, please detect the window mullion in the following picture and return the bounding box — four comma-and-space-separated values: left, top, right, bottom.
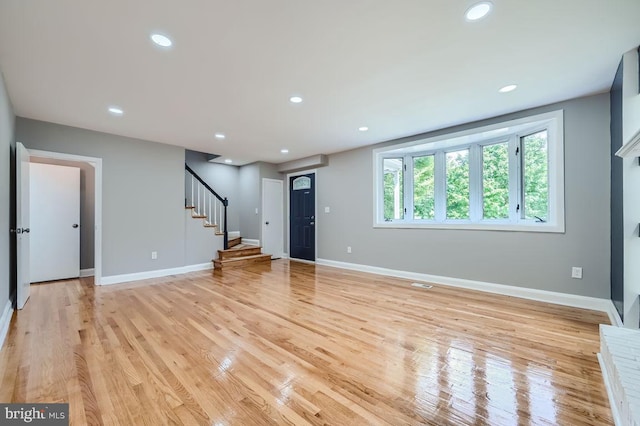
404, 155, 413, 221
434, 151, 446, 221
469, 144, 482, 222
510, 135, 522, 222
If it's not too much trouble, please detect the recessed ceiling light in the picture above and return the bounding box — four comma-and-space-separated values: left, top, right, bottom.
498, 84, 518, 93
465, 2, 493, 21
281, 149, 289, 154
214, 133, 226, 140
108, 106, 123, 116
358, 126, 369, 132
150, 33, 172, 48
224, 159, 233, 164
289, 96, 303, 104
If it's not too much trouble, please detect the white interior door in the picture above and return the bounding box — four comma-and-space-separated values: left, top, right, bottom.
16, 143, 31, 309
262, 178, 283, 259
30, 163, 80, 282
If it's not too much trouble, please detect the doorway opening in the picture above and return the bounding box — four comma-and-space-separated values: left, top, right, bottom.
27, 149, 103, 285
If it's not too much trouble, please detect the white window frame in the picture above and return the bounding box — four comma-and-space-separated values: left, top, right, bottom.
373, 110, 564, 233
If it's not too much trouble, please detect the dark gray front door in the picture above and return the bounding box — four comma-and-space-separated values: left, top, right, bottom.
290, 173, 315, 261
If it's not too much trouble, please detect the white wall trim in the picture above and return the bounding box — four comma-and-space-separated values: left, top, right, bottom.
241, 238, 260, 246
26, 148, 103, 285
0, 300, 13, 351
79, 268, 95, 278
316, 258, 615, 316
100, 262, 213, 286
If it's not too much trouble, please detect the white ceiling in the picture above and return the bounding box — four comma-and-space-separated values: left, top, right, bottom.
1, 1, 639, 166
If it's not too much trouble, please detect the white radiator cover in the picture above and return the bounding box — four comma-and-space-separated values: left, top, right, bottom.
616, 127, 640, 158
599, 325, 640, 426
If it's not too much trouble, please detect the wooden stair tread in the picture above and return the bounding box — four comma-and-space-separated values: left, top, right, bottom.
192, 214, 207, 219
218, 245, 262, 260
228, 236, 242, 248
216, 253, 271, 263
213, 253, 271, 269
223, 243, 255, 251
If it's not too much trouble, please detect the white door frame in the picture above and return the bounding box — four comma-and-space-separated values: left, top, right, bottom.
26, 148, 103, 285
286, 169, 317, 262
261, 178, 284, 259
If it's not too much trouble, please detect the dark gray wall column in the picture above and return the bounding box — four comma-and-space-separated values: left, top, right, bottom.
611, 60, 624, 320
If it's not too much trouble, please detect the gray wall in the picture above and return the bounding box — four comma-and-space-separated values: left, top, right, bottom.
16, 118, 186, 277
315, 93, 611, 298
184, 150, 240, 231
29, 157, 95, 270
238, 162, 283, 242
239, 163, 260, 240
621, 48, 640, 328
0, 71, 15, 308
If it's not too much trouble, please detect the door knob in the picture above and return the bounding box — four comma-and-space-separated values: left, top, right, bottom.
72, 224, 79, 228
22, 228, 30, 233
265, 221, 269, 225
310, 222, 315, 225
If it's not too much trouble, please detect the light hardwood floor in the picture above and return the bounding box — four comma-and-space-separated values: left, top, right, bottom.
0, 260, 612, 425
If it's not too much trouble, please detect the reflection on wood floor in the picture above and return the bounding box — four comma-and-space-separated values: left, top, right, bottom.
0, 260, 612, 425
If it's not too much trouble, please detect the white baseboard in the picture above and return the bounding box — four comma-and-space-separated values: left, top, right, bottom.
80, 268, 95, 277
316, 258, 614, 317
241, 238, 260, 246
100, 262, 213, 286
0, 300, 14, 352
606, 301, 624, 327
598, 353, 623, 426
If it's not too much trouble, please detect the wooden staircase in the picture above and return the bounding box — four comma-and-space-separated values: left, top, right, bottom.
186, 206, 224, 235
213, 238, 272, 270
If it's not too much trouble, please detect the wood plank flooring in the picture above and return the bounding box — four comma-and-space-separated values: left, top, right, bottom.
0, 260, 612, 425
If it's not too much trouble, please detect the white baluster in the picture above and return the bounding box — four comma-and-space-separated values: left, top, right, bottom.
191, 175, 194, 207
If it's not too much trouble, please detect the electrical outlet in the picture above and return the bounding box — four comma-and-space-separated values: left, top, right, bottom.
571, 266, 582, 279
347, 246, 352, 253
151, 251, 158, 260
